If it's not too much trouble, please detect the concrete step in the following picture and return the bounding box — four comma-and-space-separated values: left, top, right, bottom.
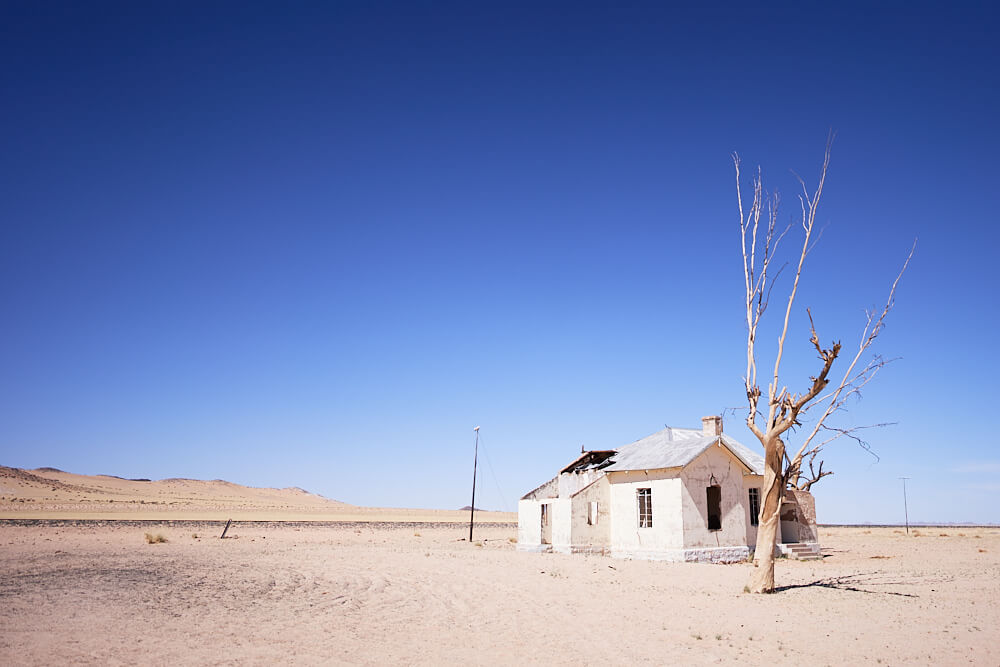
778, 542, 822, 560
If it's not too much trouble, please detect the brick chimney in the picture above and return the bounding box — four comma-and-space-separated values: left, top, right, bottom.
701, 415, 722, 436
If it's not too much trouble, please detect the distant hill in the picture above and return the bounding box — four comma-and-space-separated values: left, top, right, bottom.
0, 465, 349, 518
0, 465, 517, 523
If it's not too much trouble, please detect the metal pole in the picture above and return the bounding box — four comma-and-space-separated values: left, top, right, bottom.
899, 477, 910, 534
469, 426, 480, 542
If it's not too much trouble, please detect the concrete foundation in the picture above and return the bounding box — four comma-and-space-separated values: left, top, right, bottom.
610, 546, 749, 563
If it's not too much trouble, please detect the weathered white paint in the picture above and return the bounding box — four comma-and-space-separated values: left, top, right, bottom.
607, 469, 683, 557
516, 498, 573, 552
548, 498, 573, 553
522, 475, 559, 501
557, 469, 602, 498
679, 444, 749, 549
517, 499, 542, 548
568, 477, 610, 550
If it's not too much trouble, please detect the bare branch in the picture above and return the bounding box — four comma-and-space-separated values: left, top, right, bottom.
796, 454, 834, 492
791, 241, 916, 462
767, 140, 833, 434
805, 221, 828, 257
813, 422, 892, 462
736, 154, 768, 442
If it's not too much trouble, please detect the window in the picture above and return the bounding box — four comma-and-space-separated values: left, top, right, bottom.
748, 488, 760, 527
706, 485, 722, 531
587, 501, 599, 526
637, 488, 652, 528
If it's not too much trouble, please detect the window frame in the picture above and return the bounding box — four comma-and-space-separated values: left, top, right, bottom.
587, 501, 599, 526
748, 487, 761, 527
637, 488, 653, 528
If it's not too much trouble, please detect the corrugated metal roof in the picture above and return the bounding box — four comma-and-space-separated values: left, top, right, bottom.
602, 427, 764, 475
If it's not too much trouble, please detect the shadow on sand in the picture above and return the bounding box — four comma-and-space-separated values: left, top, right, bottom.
775, 573, 918, 597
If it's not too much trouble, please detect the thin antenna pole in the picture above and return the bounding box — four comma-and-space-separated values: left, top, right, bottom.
469, 426, 480, 542
899, 477, 911, 535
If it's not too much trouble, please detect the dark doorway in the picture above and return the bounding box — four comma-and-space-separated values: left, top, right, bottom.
706, 485, 722, 530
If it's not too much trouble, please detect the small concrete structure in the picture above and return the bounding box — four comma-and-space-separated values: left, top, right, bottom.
517, 416, 819, 563
776, 488, 822, 559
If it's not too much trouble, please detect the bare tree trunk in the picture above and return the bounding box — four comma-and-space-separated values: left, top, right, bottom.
734, 140, 911, 593
749, 437, 784, 593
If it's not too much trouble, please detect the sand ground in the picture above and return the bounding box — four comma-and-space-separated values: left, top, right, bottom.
1, 521, 997, 666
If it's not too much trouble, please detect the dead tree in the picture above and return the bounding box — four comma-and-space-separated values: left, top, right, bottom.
735, 137, 913, 593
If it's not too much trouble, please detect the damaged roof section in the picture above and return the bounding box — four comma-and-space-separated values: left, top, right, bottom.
559, 450, 616, 474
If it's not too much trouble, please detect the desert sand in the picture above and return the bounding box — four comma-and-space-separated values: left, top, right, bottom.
1, 468, 998, 665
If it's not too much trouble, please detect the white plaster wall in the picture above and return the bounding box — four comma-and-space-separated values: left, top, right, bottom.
517, 499, 542, 547
557, 469, 602, 498
522, 475, 559, 501
679, 444, 749, 548
549, 499, 573, 552
568, 477, 611, 548
607, 470, 683, 553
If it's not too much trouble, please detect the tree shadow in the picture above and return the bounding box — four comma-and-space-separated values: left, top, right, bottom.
774, 573, 918, 597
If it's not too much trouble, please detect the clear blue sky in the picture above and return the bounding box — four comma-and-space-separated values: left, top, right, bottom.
2, 2, 997, 523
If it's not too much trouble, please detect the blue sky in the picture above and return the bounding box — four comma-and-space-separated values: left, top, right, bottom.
2, 2, 998, 523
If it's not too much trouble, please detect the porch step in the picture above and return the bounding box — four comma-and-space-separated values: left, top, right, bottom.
778, 542, 822, 560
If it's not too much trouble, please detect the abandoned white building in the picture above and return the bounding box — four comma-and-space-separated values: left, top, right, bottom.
517, 416, 819, 563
